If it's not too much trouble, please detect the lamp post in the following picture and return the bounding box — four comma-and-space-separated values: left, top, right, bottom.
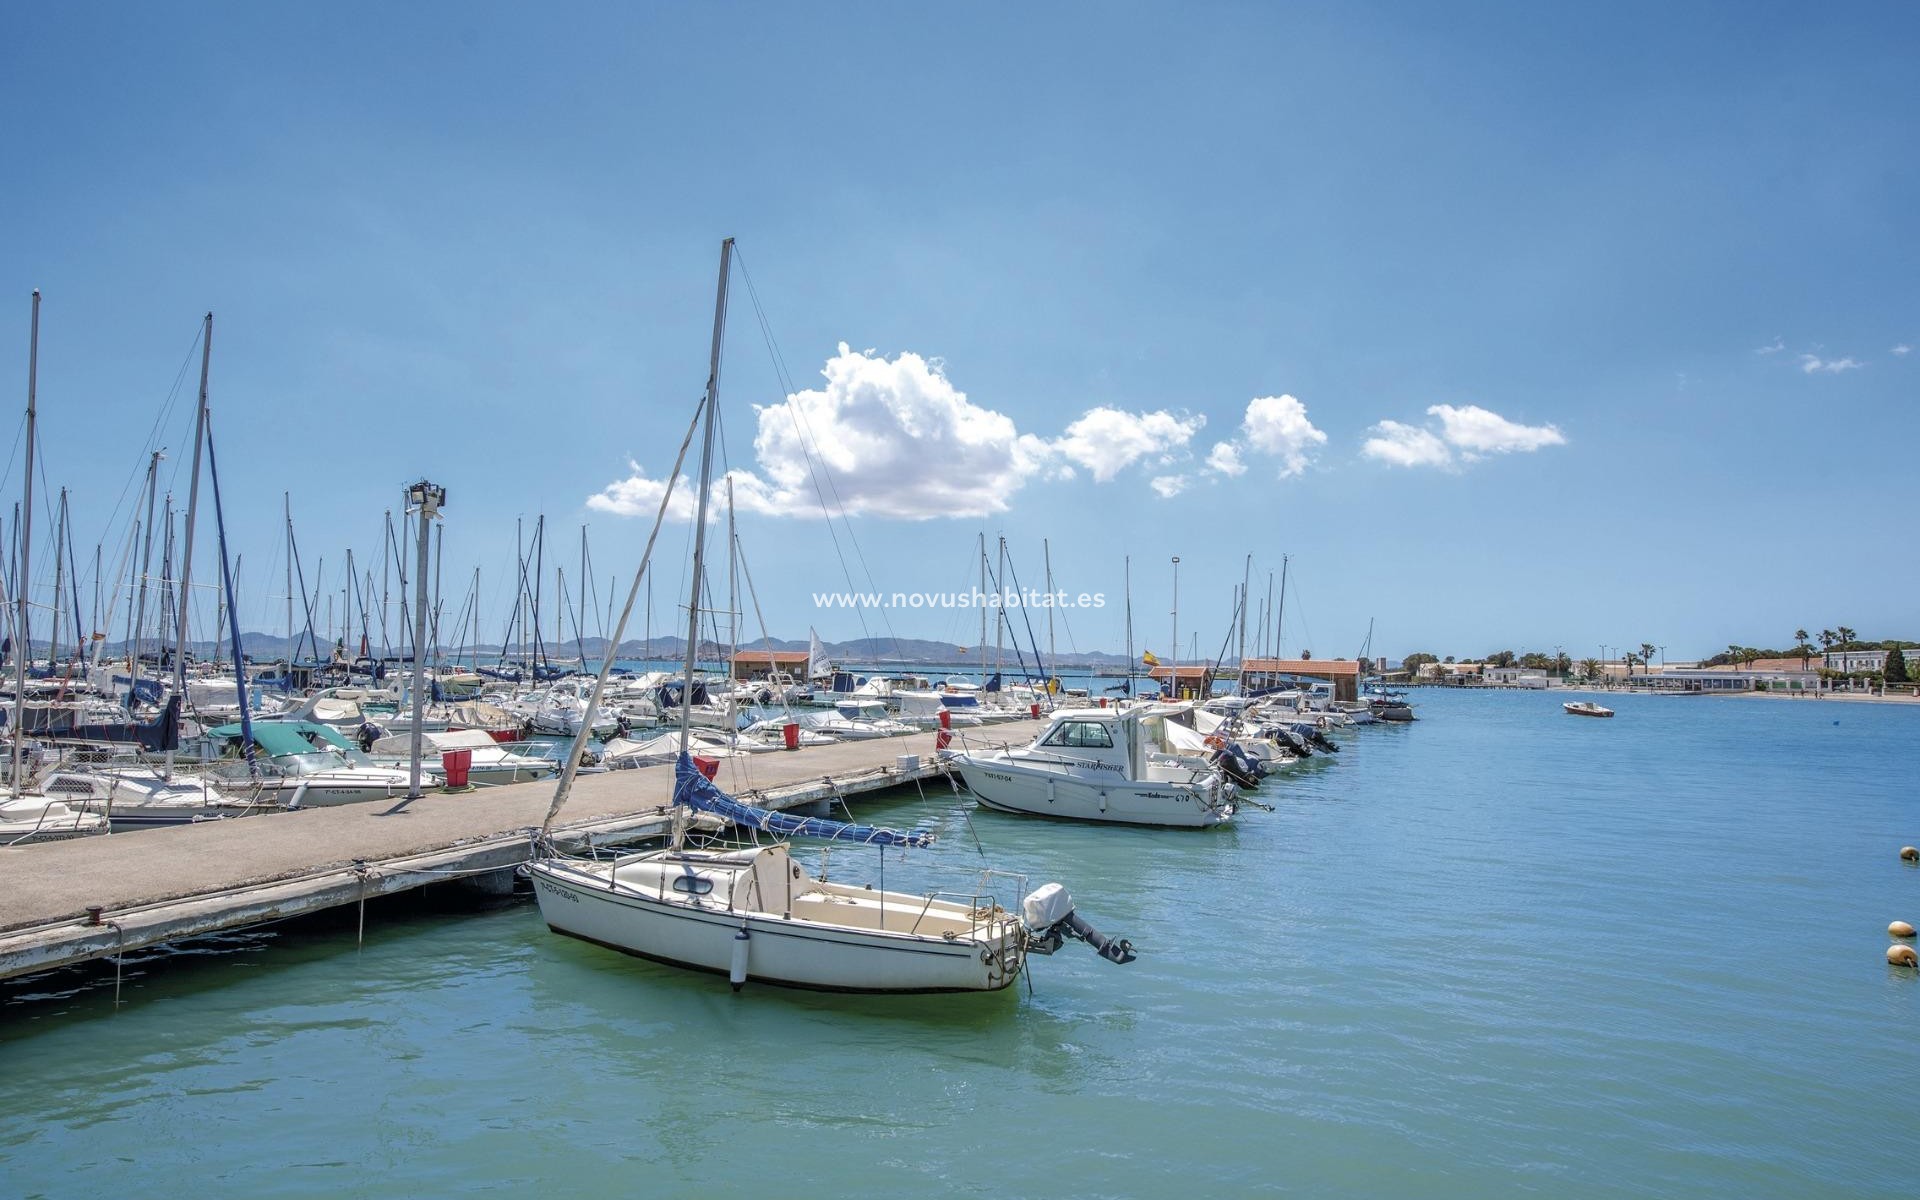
405, 480, 446, 800
1169, 556, 1181, 700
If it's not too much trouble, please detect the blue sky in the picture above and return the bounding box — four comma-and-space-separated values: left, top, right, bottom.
2, 2, 1915, 664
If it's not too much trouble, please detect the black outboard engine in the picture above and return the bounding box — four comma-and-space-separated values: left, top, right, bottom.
1213, 743, 1263, 789
1022, 883, 1137, 965
1306, 727, 1339, 754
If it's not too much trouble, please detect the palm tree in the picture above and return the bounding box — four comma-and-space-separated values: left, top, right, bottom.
1638, 642, 1658, 674
1819, 629, 1836, 669
1794, 629, 1810, 670
1727, 643, 1743, 670
1836, 626, 1856, 651
1579, 657, 1600, 680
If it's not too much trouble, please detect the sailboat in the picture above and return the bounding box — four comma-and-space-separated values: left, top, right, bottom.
527, 240, 1134, 992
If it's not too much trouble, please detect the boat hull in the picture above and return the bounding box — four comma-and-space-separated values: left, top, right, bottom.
529, 861, 1020, 993
953, 756, 1232, 828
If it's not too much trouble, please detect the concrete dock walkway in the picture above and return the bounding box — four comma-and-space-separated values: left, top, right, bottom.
0, 720, 1046, 982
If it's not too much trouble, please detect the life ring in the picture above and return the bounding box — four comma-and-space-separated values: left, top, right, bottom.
1204, 734, 1226, 750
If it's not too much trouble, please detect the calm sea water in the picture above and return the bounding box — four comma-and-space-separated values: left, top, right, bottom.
4, 690, 1917, 1198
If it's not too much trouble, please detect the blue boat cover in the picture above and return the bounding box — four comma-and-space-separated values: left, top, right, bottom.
673, 753, 934, 848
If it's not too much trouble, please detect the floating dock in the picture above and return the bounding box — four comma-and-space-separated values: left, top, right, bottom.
0, 720, 1048, 983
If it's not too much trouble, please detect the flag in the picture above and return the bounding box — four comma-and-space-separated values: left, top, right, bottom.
1141, 650, 1160, 666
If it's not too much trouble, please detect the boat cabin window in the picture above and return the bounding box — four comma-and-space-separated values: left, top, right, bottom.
1042, 720, 1114, 749
671, 876, 715, 896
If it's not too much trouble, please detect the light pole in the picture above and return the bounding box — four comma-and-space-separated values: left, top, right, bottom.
1169, 556, 1181, 700
405, 480, 446, 800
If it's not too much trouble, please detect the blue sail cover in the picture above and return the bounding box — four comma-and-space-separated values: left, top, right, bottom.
673, 753, 934, 848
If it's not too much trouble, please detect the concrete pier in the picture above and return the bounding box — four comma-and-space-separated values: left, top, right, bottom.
0, 720, 1046, 982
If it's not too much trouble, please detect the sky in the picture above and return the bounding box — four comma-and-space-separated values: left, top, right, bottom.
1, 2, 1915, 666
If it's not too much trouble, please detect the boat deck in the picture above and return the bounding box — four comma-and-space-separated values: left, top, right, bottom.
0, 719, 1047, 982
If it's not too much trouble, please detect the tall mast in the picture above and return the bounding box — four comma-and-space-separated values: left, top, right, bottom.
49, 488, 66, 669
166, 313, 212, 778
1123, 555, 1133, 699
285, 494, 294, 668
10, 291, 40, 798
978, 531, 987, 687
678, 236, 733, 758
726, 477, 738, 691
1238, 553, 1252, 670
1044, 537, 1056, 695
994, 535, 1006, 682
1274, 554, 1289, 660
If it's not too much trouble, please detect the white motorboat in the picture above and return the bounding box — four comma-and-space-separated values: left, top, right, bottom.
1564, 701, 1615, 718
950, 704, 1237, 827
35, 760, 273, 828
195, 721, 436, 806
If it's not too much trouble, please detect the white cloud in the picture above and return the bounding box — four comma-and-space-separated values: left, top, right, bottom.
1755, 337, 1784, 355
1150, 475, 1188, 499
1428, 404, 1566, 455
1362, 403, 1565, 469
1799, 354, 1863, 374
1892, 344, 1911, 356
1239, 394, 1327, 478
590, 344, 1208, 521
1362, 420, 1454, 468
1051, 406, 1204, 483
1205, 441, 1247, 477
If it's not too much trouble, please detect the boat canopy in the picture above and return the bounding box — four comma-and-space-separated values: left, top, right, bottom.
206, 721, 354, 756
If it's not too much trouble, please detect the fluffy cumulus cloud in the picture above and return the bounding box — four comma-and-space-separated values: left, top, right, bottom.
1201, 394, 1326, 482
1051, 407, 1205, 482
1894, 344, 1912, 356
1239, 394, 1328, 477
1363, 404, 1564, 469
1799, 353, 1863, 374
589, 344, 1208, 520
1205, 440, 1247, 477
1150, 475, 1188, 499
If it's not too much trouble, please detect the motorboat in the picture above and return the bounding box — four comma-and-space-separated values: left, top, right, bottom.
0, 792, 108, 841
35, 747, 273, 829
194, 721, 437, 806
1564, 701, 1615, 718
949, 704, 1236, 827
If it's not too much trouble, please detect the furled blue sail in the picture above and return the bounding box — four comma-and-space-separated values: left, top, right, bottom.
674, 754, 935, 848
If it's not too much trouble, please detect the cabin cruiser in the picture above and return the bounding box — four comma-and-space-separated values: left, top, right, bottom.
193, 721, 436, 806
949, 704, 1236, 827
803, 700, 916, 740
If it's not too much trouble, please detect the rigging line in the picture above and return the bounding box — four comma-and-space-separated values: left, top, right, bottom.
732, 249, 899, 658
87, 319, 202, 550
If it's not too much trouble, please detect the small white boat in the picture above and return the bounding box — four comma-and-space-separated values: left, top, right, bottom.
950, 704, 1236, 828
368, 727, 559, 785
1564, 701, 1615, 718
530, 755, 1136, 993
0, 792, 108, 841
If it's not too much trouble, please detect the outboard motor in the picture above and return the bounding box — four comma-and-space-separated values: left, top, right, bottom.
1022, 883, 1137, 965
1212, 742, 1263, 789
1305, 727, 1339, 754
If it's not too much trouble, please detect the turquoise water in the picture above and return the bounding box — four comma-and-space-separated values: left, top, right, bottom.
4, 690, 1918, 1197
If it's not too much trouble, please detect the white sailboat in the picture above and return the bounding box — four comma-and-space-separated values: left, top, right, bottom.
527, 240, 1134, 992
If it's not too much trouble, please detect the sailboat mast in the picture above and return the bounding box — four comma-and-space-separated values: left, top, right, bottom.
1123, 555, 1133, 698
1044, 537, 1055, 694
11, 291, 40, 798
678, 236, 733, 756
50, 489, 66, 670
1274, 554, 1289, 660
978, 532, 987, 687
1238, 553, 1251, 669
165, 313, 212, 778
994, 535, 1005, 681
285, 494, 294, 668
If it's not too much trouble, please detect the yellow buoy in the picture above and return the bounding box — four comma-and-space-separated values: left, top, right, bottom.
1889, 944, 1920, 968
1892, 921, 1918, 938
1903, 846, 1920, 863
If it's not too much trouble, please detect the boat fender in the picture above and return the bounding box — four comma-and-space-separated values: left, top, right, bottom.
1890, 944, 1919, 968
729, 925, 751, 990
1892, 921, 1917, 938
1204, 734, 1226, 750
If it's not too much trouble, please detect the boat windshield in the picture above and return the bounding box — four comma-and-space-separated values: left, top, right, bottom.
273, 751, 350, 777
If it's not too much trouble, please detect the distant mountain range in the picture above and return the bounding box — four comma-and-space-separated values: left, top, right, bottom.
65, 631, 1142, 668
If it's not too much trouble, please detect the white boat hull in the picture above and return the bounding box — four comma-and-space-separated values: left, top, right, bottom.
529, 858, 1021, 993
953, 755, 1233, 828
